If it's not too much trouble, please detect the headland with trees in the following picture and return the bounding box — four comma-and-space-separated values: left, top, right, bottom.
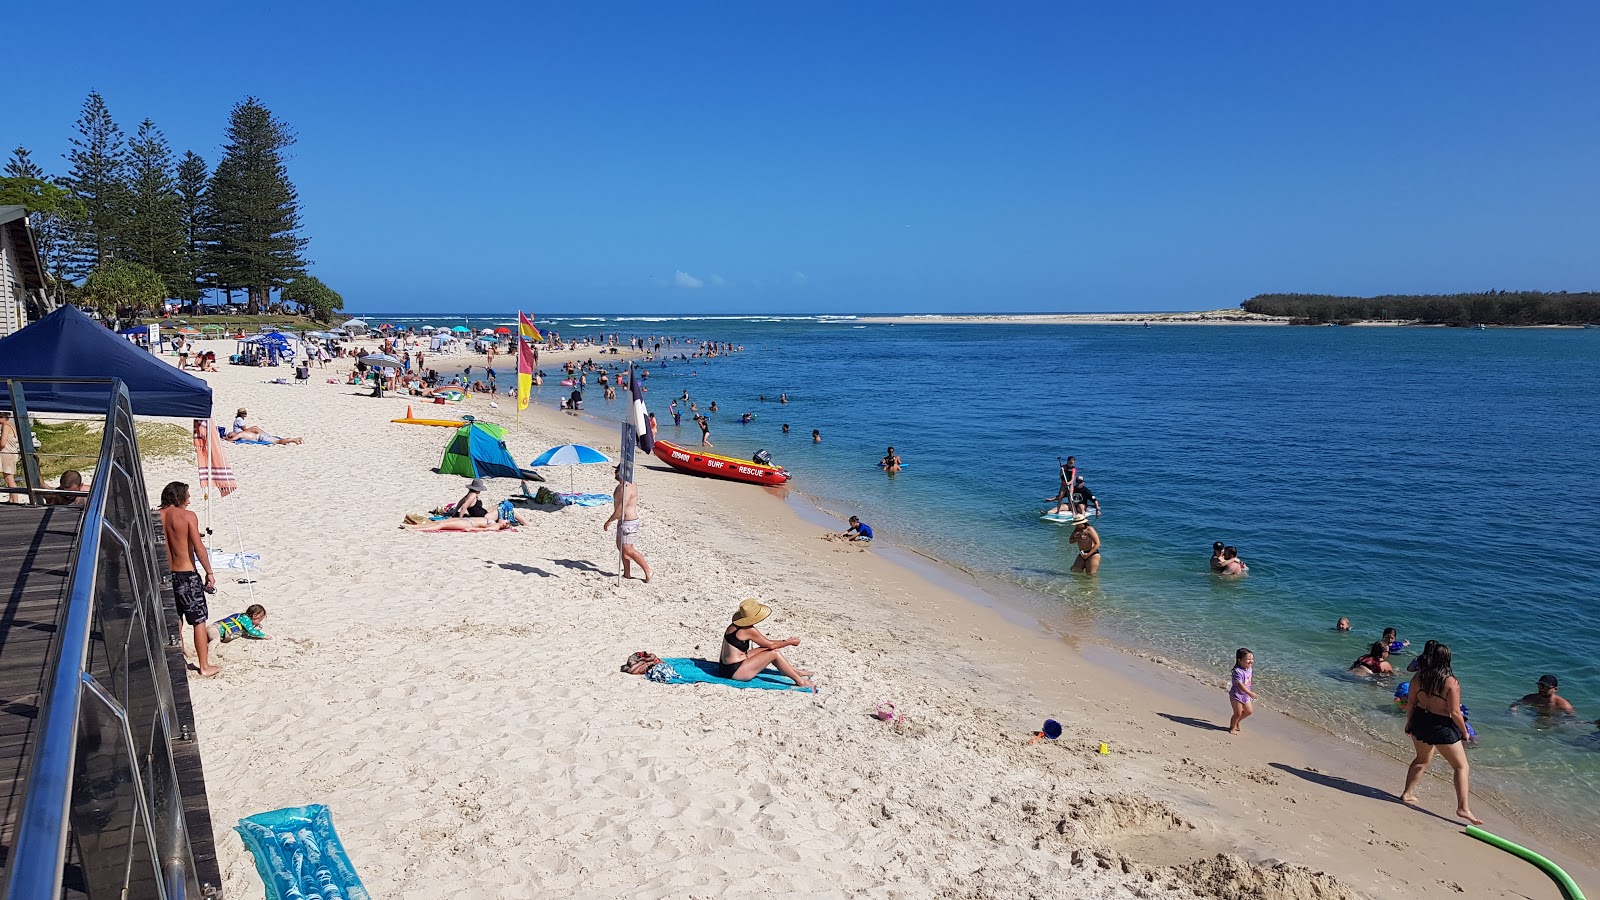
1241, 291, 1600, 326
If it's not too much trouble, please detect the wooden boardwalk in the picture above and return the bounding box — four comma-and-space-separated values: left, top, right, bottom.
0, 507, 222, 897
0, 504, 83, 886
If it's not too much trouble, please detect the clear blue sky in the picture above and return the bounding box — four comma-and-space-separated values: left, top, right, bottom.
13, 2, 1600, 314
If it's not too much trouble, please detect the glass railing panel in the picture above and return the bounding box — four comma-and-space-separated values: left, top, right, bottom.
71, 684, 160, 900
91, 526, 135, 716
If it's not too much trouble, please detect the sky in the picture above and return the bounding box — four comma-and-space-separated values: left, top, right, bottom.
11, 2, 1600, 314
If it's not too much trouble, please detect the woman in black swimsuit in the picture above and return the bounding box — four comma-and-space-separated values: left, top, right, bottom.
1349, 642, 1394, 676
1400, 644, 1483, 824
718, 599, 813, 689
453, 478, 489, 518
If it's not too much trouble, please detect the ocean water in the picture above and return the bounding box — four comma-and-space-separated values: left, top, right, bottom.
374, 313, 1600, 835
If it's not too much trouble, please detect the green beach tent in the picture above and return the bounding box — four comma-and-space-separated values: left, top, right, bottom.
438, 421, 526, 479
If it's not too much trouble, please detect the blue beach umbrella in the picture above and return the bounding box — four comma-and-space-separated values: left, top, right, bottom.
529, 443, 611, 491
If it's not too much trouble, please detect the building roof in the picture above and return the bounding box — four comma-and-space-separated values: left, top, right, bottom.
0, 205, 48, 290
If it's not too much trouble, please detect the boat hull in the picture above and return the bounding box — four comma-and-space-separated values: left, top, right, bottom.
653, 441, 791, 486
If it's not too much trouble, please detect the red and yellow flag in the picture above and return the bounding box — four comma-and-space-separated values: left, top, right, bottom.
517, 311, 537, 411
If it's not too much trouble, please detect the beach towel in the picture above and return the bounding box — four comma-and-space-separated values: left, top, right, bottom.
657, 658, 812, 692
209, 549, 263, 572
557, 491, 613, 507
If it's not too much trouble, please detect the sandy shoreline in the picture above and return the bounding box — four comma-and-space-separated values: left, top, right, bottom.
141, 340, 1595, 899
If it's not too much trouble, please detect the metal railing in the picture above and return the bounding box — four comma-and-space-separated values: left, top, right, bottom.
2, 377, 208, 900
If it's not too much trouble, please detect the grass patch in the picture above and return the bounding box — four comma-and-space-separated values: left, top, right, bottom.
31, 420, 193, 482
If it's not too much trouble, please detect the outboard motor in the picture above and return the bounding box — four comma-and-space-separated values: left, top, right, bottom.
752, 449, 773, 467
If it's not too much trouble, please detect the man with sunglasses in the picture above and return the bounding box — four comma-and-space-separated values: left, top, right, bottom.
1509, 674, 1576, 717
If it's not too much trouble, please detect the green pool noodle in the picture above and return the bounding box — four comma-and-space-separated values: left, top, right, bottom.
1464, 825, 1586, 900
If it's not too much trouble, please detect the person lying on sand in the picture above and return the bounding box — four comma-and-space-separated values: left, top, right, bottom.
226, 408, 303, 444
401, 517, 516, 533
719, 599, 814, 689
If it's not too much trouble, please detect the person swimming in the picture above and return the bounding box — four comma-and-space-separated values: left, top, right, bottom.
1336, 617, 1352, 632
880, 446, 902, 474
1350, 642, 1394, 676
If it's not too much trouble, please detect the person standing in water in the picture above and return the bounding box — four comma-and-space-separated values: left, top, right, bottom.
159, 482, 220, 676
1401, 644, 1483, 824
880, 446, 902, 474
603, 465, 653, 583
1050, 456, 1078, 514
1069, 515, 1101, 574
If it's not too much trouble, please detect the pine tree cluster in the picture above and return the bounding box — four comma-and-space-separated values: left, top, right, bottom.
2, 91, 333, 319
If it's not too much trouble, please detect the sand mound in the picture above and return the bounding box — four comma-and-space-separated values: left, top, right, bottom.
1054, 793, 1193, 842
1173, 853, 1362, 900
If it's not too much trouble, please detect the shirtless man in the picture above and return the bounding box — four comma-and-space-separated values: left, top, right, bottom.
603, 465, 653, 583
159, 482, 219, 676
880, 446, 902, 474
1069, 516, 1101, 574
1510, 675, 1577, 717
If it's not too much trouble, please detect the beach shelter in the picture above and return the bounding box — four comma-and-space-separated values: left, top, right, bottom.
451, 325, 471, 333
438, 421, 524, 479
0, 305, 213, 417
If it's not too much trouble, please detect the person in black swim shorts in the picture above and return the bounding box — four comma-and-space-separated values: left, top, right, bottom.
1401, 643, 1482, 825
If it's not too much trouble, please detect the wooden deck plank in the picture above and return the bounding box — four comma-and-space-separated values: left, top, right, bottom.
0, 504, 80, 872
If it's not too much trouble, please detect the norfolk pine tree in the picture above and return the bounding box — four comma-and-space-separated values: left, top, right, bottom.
123, 119, 186, 302
207, 97, 307, 314
63, 91, 131, 278
4, 146, 84, 308
175, 151, 210, 307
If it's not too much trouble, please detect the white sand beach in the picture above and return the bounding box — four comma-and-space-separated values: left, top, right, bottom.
139, 340, 1595, 899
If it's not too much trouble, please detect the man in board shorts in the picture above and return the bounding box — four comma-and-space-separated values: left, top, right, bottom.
159, 481, 219, 676
604, 465, 653, 583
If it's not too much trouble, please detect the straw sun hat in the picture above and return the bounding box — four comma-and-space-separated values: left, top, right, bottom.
732, 599, 771, 627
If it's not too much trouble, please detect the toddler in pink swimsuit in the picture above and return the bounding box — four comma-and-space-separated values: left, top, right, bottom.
1228, 648, 1258, 735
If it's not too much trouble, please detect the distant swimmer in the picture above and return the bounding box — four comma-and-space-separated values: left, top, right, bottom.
1509, 674, 1576, 717
780, 393, 788, 403
813, 429, 821, 443
1216, 546, 1248, 576
1049, 456, 1077, 515
1336, 617, 1352, 632
880, 446, 902, 474
782, 423, 790, 434
1350, 642, 1394, 676
1069, 516, 1101, 574
740, 412, 754, 424
1210, 542, 1227, 572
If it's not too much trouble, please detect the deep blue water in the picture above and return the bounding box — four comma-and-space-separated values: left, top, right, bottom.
373, 313, 1600, 831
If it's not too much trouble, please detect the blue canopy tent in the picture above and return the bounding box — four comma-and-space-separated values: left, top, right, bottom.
0, 305, 213, 417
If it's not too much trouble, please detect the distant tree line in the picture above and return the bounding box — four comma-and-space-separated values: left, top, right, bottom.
1241, 292, 1600, 326
0, 91, 342, 323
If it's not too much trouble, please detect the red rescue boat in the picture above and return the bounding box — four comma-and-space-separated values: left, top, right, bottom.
653, 440, 791, 486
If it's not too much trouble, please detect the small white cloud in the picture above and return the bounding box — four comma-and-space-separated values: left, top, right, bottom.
709, 274, 727, 287
791, 271, 808, 286
674, 270, 703, 289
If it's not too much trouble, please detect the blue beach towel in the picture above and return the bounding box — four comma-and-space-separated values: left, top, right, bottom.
557, 491, 613, 507
659, 657, 813, 692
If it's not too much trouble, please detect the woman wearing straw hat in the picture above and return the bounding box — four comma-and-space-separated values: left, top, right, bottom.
720, 599, 814, 689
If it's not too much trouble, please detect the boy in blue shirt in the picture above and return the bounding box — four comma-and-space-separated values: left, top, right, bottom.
844, 517, 874, 542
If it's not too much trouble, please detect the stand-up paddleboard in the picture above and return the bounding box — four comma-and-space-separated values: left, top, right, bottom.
1040, 512, 1077, 524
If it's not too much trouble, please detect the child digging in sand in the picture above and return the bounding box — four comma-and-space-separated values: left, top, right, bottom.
208, 603, 270, 656
1228, 648, 1257, 734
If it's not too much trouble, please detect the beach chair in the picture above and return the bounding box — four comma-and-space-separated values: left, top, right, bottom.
294, 364, 311, 385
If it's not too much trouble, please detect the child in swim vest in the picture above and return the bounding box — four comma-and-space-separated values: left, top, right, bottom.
207, 603, 270, 656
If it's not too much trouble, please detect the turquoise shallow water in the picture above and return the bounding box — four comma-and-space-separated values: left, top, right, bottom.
377, 313, 1600, 836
